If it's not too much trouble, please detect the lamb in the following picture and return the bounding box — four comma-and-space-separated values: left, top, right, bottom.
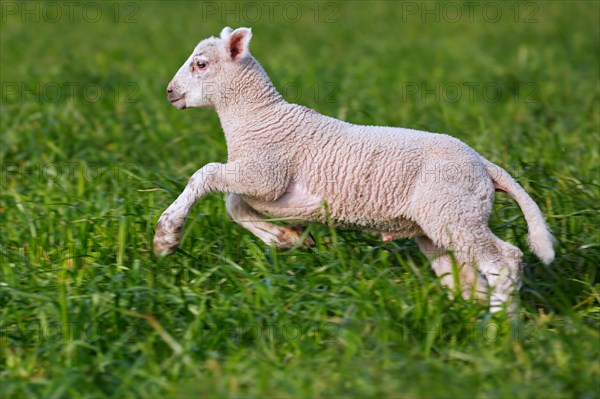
153, 26, 555, 312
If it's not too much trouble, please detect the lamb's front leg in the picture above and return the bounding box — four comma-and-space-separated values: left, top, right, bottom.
153, 160, 287, 257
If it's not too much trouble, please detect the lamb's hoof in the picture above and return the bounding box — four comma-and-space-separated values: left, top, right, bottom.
275, 227, 315, 250
490, 297, 519, 316
381, 232, 402, 242
153, 223, 182, 258
153, 236, 180, 258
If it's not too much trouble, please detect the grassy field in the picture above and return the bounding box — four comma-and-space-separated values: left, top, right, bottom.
1, 1, 599, 397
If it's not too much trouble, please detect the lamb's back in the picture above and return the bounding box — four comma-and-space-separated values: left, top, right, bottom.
289, 112, 431, 224
267, 105, 485, 231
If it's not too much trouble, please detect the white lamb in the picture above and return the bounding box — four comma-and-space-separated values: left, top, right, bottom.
153, 27, 555, 312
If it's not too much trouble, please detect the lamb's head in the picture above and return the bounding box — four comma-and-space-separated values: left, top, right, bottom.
166, 27, 253, 109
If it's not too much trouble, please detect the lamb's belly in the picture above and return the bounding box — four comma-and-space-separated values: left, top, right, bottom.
243, 182, 323, 221
247, 200, 321, 221
328, 215, 423, 238
251, 201, 422, 238
244, 181, 422, 237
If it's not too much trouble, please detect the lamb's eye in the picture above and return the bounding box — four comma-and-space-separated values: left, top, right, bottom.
196, 61, 207, 69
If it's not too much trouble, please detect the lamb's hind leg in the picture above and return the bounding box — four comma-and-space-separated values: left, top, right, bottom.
226, 194, 314, 249
478, 234, 523, 313
416, 236, 489, 302
429, 225, 523, 313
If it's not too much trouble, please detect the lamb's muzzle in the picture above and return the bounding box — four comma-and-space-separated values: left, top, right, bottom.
153, 26, 555, 314
166, 83, 186, 108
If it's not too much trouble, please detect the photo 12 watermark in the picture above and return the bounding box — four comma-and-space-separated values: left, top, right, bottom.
160, 153, 540, 193
1, 81, 139, 104
1, 161, 140, 184
0, 321, 141, 344
399, 81, 539, 104
1, 1, 140, 23
273, 81, 339, 104
201, 321, 339, 344
402, 320, 539, 343
199, 1, 339, 23
399, 2, 540, 23
191, 79, 339, 106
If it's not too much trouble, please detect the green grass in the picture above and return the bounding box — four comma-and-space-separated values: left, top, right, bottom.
1, 1, 598, 397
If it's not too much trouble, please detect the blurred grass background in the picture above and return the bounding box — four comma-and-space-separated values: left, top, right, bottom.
1, 1, 598, 397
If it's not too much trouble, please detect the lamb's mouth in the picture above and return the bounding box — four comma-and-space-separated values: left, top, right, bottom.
169, 96, 186, 109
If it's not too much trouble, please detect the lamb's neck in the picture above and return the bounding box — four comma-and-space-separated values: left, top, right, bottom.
215, 57, 287, 138
217, 96, 286, 135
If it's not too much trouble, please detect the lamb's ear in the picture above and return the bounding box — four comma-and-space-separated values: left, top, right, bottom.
226, 27, 252, 61
220, 26, 233, 40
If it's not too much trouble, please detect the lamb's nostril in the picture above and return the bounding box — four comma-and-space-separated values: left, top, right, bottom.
167, 87, 173, 94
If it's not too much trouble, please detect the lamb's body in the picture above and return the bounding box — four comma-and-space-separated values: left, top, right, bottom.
234, 103, 482, 238
154, 27, 555, 312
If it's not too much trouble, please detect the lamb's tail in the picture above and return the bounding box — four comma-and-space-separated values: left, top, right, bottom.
482, 158, 555, 265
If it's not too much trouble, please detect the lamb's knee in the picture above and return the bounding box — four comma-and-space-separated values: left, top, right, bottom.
478, 242, 523, 284
472, 241, 523, 313
416, 236, 488, 301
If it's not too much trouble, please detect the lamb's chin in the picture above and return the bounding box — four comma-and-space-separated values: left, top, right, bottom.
172, 99, 187, 110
